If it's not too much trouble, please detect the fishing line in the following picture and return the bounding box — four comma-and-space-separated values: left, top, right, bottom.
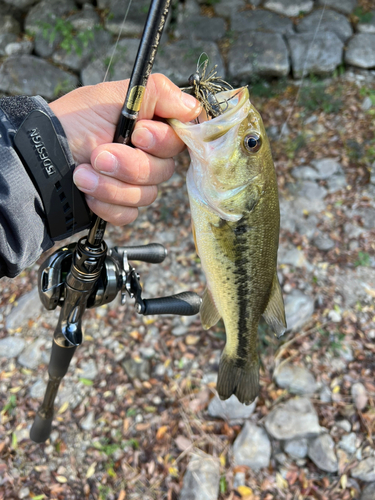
278, 0, 328, 140
103, 0, 134, 83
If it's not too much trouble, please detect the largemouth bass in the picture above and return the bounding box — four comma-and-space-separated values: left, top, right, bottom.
169, 87, 286, 405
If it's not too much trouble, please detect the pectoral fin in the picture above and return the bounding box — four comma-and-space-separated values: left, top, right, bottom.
262, 272, 287, 338
200, 287, 221, 330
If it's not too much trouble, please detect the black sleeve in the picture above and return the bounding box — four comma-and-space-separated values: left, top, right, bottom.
0, 95, 87, 279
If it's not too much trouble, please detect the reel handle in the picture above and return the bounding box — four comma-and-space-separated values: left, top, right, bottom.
139, 291, 202, 316
114, 243, 167, 264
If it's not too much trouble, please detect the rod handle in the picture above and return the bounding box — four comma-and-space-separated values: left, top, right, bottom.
30, 413, 53, 443
115, 243, 167, 264
141, 291, 201, 316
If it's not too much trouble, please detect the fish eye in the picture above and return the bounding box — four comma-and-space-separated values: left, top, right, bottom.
243, 133, 262, 153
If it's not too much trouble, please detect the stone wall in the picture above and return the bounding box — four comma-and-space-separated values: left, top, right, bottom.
0, 0, 374, 99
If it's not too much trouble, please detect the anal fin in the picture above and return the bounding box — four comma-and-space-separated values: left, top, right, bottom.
200, 287, 221, 330
262, 272, 287, 338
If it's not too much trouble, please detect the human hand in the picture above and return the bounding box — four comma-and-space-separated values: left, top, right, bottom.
49, 74, 201, 225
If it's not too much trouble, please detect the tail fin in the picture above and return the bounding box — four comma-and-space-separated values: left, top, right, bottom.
216, 355, 259, 405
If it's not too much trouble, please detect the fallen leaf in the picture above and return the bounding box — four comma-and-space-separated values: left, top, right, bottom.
156, 426, 169, 440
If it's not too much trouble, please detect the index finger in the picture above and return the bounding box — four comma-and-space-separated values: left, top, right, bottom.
139, 73, 202, 122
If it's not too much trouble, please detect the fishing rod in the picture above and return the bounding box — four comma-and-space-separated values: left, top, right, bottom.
30, 0, 201, 444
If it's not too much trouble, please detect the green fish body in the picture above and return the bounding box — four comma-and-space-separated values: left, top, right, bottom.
169, 87, 286, 404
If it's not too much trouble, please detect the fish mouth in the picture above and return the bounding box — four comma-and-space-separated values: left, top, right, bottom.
169, 87, 250, 144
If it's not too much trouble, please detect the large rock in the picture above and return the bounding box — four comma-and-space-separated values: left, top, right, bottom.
180, 450, 220, 500
17, 337, 47, 369
283, 290, 315, 331
0, 15, 21, 35
264, 0, 313, 17
176, 15, 226, 42
81, 38, 140, 86
334, 267, 375, 308
308, 434, 338, 472
2, 0, 41, 8
287, 32, 344, 78
208, 394, 256, 420
5, 288, 43, 330
233, 421, 271, 471
265, 397, 321, 440
153, 40, 225, 87
345, 34, 375, 69
0, 336, 26, 359
351, 382, 368, 411
317, 0, 357, 15
0, 55, 78, 100
231, 9, 294, 35
296, 9, 353, 42
228, 32, 289, 83
214, 0, 247, 17
99, 0, 169, 36
357, 11, 375, 34
274, 363, 317, 395
283, 437, 309, 459
52, 28, 113, 72
360, 483, 375, 500
351, 457, 375, 482
25, 0, 77, 33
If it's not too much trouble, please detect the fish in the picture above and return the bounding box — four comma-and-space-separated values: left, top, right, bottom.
169, 86, 287, 404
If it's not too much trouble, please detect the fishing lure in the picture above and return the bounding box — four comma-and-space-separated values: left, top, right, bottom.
182, 57, 233, 118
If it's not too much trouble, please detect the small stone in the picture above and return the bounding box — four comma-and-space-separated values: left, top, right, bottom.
79, 359, 98, 380
310, 158, 342, 179
351, 457, 375, 482
362, 96, 373, 111
336, 420, 351, 433
233, 471, 246, 489
0, 336, 25, 358
18, 487, 30, 499
351, 382, 368, 411
360, 482, 375, 500
274, 363, 317, 395
313, 233, 335, 252
233, 421, 271, 471
80, 411, 96, 431
320, 386, 332, 403
123, 358, 151, 381
180, 450, 220, 500
283, 438, 309, 459
328, 309, 342, 322
29, 379, 47, 399
265, 397, 321, 441
345, 34, 375, 69
278, 246, 312, 270
207, 394, 257, 420
338, 433, 357, 455
264, 0, 313, 17
284, 290, 315, 331
308, 434, 338, 472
